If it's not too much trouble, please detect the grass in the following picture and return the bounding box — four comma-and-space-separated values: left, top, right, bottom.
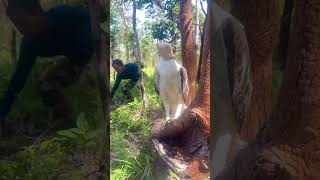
110, 67, 161, 180
110, 67, 185, 179
0, 56, 105, 179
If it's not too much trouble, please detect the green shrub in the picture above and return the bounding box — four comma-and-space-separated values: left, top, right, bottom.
56, 113, 104, 149
0, 139, 67, 180
110, 67, 156, 179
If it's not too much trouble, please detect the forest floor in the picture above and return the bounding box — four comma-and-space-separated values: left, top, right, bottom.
110, 67, 181, 179
0, 59, 106, 179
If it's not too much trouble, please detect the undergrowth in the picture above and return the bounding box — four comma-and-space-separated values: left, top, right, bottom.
110, 67, 161, 180
0, 57, 105, 179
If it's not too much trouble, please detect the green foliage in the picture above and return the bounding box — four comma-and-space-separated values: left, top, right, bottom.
56, 113, 104, 148
110, 67, 159, 179
0, 1, 109, 178
0, 113, 105, 179
0, 33, 105, 180
149, 19, 179, 42
140, 32, 158, 67
0, 139, 67, 180
145, 0, 180, 43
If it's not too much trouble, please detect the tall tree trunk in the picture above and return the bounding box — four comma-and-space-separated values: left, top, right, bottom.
180, 0, 197, 105
231, 0, 280, 142
87, 0, 110, 179
277, 0, 294, 70
215, 0, 320, 179
132, 0, 148, 108
152, 4, 211, 178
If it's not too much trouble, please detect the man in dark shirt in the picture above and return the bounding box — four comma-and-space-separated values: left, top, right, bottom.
0, 0, 93, 125
111, 59, 141, 100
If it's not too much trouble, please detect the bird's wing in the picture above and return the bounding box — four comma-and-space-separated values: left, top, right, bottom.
223, 18, 252, 131
154, 66, 160, 95
179, 66, 189, 103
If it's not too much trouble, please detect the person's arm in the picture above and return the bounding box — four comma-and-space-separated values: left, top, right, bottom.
0, 39, 37, 119
110, 74, 122, 97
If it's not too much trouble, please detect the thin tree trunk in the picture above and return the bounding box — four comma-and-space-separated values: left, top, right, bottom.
197, 17, 206, 83
87, 0, 110, 179
110, 43, 116, 80
194, 0, 200, 48
277, 0, 294, 70
132, 0, 148, 108
215, 0, 320, 179
231, 0, 280, 142
120, 0, 130, 63
126, 48, 129, 62
180, 0, 197, 105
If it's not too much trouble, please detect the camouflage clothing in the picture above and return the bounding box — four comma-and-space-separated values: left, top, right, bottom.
121, 80, 138, 100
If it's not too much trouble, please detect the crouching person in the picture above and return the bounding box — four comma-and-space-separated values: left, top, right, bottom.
111, 59, 141, 101
0, 0, 94, 134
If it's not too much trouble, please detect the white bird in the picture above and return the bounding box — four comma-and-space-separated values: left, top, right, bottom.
154, 42, 189, 122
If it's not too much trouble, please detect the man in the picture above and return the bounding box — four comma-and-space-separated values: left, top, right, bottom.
111, 59, 141, 101
0, 0, 94, 130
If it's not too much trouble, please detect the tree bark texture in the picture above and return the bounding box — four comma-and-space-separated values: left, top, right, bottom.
197, 17, 206, 83
211, 1, 252, 177
87, 0, 110, 179
180, 0, 197, 105
231, 0, 280, 141
215, 0, 320, 179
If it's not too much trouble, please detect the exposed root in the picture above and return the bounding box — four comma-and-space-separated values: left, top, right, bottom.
151, 108, 210, 179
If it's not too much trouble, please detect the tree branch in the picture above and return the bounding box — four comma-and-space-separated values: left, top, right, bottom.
200, 0, 207, 16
